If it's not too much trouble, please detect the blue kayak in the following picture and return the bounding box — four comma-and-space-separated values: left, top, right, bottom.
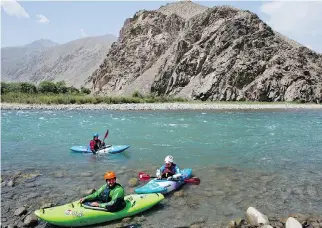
70, 145, 130, 154
134, 168, 192, 194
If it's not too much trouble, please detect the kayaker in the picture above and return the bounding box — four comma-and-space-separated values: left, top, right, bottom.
90, 133, 105, 154
156, 155, 182, 180
79, 171, 126, 212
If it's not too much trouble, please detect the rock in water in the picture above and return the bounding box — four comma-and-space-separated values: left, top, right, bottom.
285, 217, 302, 228
14, 207, 26, 216
7, 180, 15, 187
86, 1, 322, 103
246, 207, 269, 225
174, 190, 185, 197
128, 178, 138, 187
23, 214, 38, 227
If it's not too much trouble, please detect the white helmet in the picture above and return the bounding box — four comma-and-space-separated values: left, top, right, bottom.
164, 155, 174, 164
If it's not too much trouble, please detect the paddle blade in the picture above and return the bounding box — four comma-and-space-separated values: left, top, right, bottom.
103, 129, 109, 140
184, 177, 200, 185
138, 172, 151, 181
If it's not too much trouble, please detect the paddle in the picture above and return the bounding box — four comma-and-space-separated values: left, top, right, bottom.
103, 129, 109, 143
138, 172, 200, 185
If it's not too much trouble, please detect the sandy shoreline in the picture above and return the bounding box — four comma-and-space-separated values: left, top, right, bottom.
1, 102, 322, 111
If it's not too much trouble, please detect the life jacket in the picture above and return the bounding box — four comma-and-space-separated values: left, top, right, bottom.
91, 139, 102, 150
162, 163, 177, 177
100, 183, 124, 203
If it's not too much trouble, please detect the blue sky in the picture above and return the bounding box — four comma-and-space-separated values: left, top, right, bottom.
1, 1, 322, 53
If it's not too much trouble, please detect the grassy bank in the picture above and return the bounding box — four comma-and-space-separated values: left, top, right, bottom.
1, 92, 187, 104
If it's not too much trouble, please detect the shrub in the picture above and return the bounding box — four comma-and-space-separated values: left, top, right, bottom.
81, 86, 91, 94
56, 81, 68, 94
38, 81, 58, 94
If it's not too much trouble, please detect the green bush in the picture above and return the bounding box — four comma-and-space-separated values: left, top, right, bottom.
56, 81, 68, 94
38, 81, 58, 94
81, 86, 91, 94
67, 86, 80, 94
132, 91, 144, 98
20, 82, 37, 94
1, 86, 188, 104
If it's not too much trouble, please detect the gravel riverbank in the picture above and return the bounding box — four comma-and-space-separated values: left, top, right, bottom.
1, 102, 322, 111
1, 165, 322, 228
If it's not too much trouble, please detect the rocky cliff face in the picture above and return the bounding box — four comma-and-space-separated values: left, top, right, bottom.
87, 1, 322, 102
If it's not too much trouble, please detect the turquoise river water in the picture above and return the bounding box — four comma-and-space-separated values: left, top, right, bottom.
1, 109, 322, 227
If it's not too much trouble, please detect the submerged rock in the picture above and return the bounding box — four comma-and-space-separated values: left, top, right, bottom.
128, 178, 138, 187
8, 225, 18, 228
41, 203, 55, 208
7, 180, 15, 187
174, 190, 185, 197
23, 214, 38, 227
121, 217, 132, 223
14, 207, 27, 216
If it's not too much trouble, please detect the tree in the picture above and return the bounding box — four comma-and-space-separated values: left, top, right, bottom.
20, 82, 37, 94
38, 81, 58, 94
1, 82, 8, 94
80, 86, 91, 94
67, 86, 80, 94
56, 81, 68, 93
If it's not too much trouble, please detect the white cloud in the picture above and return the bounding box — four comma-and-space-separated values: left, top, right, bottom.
260, 1, 322, 52
0, 0, 29, 19
260, 1, 322, 36
80, 28, 87, 38
36, 14, 49, 24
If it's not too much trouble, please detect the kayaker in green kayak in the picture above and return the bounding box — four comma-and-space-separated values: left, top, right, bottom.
79, 171, 126, 212
156, 155, 182, 180
90, 133, 106, 154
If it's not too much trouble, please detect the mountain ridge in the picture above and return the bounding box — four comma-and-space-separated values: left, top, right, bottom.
1, 34, 117, 87
86, 2, 322, 102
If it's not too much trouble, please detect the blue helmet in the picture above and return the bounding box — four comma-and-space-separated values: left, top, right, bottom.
93, 133, 99, 137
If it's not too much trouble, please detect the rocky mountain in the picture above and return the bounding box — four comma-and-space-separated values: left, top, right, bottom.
1, 35, 117, 87
86, 1, 322, 103
1, 39, 59, 82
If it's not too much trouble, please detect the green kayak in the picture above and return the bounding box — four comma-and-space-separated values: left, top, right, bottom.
34, 193, 164, 227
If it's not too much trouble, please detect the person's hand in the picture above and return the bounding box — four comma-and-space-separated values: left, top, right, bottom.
79, 198, 85, 203
90, 202, 99, 207
172, 173, 182, 179
156, 169, 161, 179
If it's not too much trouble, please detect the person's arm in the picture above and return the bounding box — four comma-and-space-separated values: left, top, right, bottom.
100, 139, 105, 146
98, 186, 124, 208
175, 165, 180, 174
156, 165, 165, 178
169, 166, 182, 180
82, 185, 103, 202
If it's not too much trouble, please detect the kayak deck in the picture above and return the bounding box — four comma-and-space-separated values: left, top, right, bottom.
34, 193, 164, 227
70, 145, 130, 154
134, 168, 192, 194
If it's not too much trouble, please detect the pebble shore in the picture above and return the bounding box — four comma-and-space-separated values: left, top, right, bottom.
1, 102, 322, 111
1, 166, 322, 228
